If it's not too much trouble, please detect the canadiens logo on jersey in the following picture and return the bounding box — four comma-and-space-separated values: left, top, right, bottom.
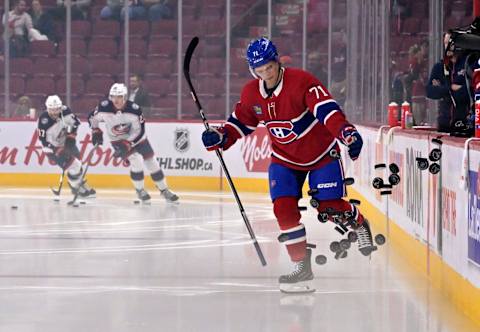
112, 123, 132, 136
266, 121, 298, 144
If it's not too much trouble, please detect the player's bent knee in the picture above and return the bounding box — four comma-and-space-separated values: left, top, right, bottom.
273, 197, 301, 229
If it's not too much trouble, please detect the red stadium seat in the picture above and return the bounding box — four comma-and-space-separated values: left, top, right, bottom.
71, 21, 92, 39
148, 38, 177, 57
89, 38, 118, 57
122, 21, 150, 38
89, 58, 122, 77
33, 58, 63, 78
30, 40, 56, 57
145, 78, 174, 97
0, 77, 25, 97
85, 77, 115, 97
198, 57, 224, 77
72, 96, 101, 117
10, 58, 34, 78
91, 20, 120, 38
145, 57, 176, 78
58, 37, 87, 56
25, 77, 55, 96
150, 20, 177, 38
56, 77, 85, 97
119, 39, 148, 58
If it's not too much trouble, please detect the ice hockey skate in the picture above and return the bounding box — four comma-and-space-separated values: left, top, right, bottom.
356, 219, 378, 256
69, 183, 96, 199
160, 188, 179, 203
279, 249, 315, 294
135, 188, 151, 204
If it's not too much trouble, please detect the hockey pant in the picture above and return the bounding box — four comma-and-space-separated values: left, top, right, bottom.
127, 139, 167, 191
66, 158, 83, 189
270, 161, 365, 262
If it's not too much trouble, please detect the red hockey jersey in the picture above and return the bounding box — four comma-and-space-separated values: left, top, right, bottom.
223, 67, 352, 171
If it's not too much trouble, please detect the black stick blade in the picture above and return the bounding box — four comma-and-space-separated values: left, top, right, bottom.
183, 37, 199, 74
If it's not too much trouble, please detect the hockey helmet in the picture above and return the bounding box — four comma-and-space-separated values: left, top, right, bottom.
109, 83, 128, 99
45, 95, 62, 110
246, 37, 279, 69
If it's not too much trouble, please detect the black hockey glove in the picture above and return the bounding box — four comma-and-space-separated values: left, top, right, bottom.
112, 140, 132, 159
92, 128, 103, 146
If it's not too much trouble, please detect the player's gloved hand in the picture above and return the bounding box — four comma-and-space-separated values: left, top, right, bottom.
92, 128, 103, 146
112, 140, 131, 159
340, 125, 363, 160
202, 127, 226, 151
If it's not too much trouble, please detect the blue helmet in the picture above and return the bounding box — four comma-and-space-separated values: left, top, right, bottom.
246, 37, 279, 69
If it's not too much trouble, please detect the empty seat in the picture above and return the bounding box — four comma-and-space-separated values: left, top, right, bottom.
122, 20, 150, 38
56, 77, 85, 97
145, 78, 173, 97
198, 57, 224, 76
150, 20, 177, 37
145, 57, 176, 78
58, 38, 87, 56
402, 17, 421, 34
0, 77, 25, 97
89, 38, 118, 57
33, 58, 63, 77
148, 38, 176, 57
119, 39, 148, 58
89, 58, 122, 77
30, 40, 56, 57
10, 58, 34, 78
71, 21, 92, 39
91, 20, 120, 38
72, 96, 101, 117
25, 77, 55, 96
85, 77, 115, 96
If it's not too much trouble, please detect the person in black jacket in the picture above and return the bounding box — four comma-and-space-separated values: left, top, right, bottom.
426, 32, 473, 134
128, 74, 151, 113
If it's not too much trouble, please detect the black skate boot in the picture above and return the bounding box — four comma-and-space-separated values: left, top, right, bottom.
136, 188, 151, 204
356, 219, 377, 256
160, 188, 179, 203
78, 183, 96, 198
279, 249, 315, 293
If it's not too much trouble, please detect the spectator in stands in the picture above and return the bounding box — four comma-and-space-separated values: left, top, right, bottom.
128, 74, 151, 112
100, 0, 147, 21
2, 0, 48, 57
30, 0, 57, 42
12, 95, 35, 119
144, 0, 172, 21
49, 0, 90, 20
426, 32, 473, 134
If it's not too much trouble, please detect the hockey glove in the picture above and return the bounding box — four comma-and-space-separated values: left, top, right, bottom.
112, 140, 132, 159
92, 128, 103, 146
340, 125, 363, 160
202, 127, 227, 151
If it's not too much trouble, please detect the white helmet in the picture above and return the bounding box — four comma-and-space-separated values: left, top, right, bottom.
109, 83, 128, 99
45, 95, 62, 110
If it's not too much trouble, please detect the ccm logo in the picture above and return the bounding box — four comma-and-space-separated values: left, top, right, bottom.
317, 182, 338, 189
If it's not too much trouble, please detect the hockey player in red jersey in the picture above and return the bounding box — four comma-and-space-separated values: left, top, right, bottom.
201, 37, 376, 293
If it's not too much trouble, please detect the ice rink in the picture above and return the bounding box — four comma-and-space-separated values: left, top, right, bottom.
0, 187, 478, 332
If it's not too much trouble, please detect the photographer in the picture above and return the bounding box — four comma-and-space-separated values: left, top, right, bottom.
426, 31, 473, 134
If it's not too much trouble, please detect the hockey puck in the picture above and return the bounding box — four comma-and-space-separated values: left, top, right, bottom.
375, 234, 386, 245
53, 198, 60, 202
374, 163, 386, 169
315, 254, 327, 265
344, 177, 355, 186
330, 241, 341, 253
133, 200, 140, 204
347, 231, 358, 243
340, 239, 351, 250
72, 203, 79, 208
389, 163, 400, 174
11, 205, 18, 210
431, 138, 443, 145
80, 201, 86, 205
380, 190, 392, 195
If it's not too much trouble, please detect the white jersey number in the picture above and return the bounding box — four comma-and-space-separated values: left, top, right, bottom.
308, 85, 329, 99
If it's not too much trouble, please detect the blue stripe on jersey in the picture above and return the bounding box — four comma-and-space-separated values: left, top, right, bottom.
227, 114, 255, 136
313, 100, 341, 123
292, 111, 316, 135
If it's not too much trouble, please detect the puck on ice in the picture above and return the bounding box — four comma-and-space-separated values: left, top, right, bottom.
11, 205, 18, 210
315, 255, 327, 265
134, 200, 140, 204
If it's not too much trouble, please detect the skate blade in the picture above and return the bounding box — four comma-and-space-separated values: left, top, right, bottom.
279, 281, 316, 294
134, 199, 151, 205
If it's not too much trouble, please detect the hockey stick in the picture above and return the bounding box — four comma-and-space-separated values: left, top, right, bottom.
183, 36, 267, 266
67, 143, 99, 206
51, 169, 65, 197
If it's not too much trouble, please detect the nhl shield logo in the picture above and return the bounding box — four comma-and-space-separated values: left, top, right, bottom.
174, 128, 190, 152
